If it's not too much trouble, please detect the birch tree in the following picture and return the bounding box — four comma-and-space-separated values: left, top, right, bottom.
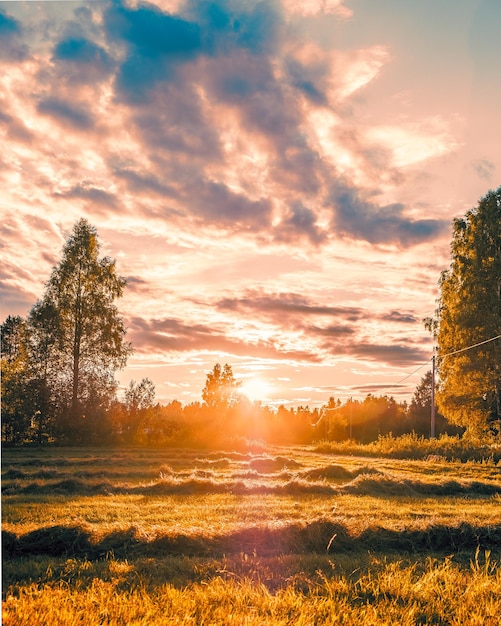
38, 218, 133, 440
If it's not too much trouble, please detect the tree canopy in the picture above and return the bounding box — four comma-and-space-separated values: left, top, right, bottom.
433, 187, 501, 437
1, 219, 133, 444
202, 363, 241, 410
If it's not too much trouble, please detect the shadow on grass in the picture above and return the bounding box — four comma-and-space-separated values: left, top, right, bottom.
4, 519, 501, 562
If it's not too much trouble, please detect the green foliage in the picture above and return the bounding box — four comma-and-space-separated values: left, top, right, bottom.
434, 187, 501, 437
1, 219, 133, 445
1, 316, 33, 443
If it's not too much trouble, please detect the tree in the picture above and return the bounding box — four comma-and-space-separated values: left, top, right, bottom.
202, 363, 241, 411
1, 316, 32, 443
407, 371, 461, 437
122, 378, 156, 443
34, 218, 133, 441
433, 187, 501, 437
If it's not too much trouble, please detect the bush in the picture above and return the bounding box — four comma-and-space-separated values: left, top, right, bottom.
314, 432, 501, 462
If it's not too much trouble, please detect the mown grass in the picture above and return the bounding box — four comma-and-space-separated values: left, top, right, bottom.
3, 444, 501, 625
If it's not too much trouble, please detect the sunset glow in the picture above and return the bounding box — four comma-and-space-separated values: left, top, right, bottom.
1, 0, 500, 409
240, 377, 276, 403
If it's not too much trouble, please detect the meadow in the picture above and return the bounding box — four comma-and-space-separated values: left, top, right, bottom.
2, 443, 501, 625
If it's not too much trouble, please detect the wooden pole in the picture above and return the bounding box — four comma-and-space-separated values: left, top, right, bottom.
431, 353, 436, 438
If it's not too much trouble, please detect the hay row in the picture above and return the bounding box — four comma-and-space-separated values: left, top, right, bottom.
3, 474, 501, 497
3, 520, 501, 560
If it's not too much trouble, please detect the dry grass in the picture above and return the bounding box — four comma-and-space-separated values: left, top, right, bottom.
3, 555, 501, 625
2, 445, 501, 625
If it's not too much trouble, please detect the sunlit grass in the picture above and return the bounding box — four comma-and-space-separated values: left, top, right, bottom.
3, 493, 501, 538
3, 556, 501, 626
2, 445, 501, 625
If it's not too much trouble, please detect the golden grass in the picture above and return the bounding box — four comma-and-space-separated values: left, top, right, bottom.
3, 445, 501, 625
3, 556, 501, 626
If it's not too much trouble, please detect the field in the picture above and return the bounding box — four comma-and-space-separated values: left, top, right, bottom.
2, 444, 501, 625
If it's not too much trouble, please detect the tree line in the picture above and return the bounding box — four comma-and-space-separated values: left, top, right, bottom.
1, 186, 500, 446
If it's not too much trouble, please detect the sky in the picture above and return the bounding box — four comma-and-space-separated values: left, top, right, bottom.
1, 0, 500, 409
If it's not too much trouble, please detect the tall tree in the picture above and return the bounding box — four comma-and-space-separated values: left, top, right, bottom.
36, 218, 133, 440
434, 187, 501, 437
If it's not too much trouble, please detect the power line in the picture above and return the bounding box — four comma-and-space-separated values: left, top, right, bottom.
313, 333, 501, 427
383, 358, 432, 390
360, 333, 501, 394
439, 334, 501, 359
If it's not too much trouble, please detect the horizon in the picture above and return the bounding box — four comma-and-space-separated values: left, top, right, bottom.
1, 0, 500, 409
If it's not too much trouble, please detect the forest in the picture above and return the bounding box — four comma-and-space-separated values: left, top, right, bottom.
1, 186, 500, 447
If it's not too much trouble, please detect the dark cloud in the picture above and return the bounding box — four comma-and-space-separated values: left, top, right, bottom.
37, 97, 94, 130
206, 51, 298, 140
217, 291, 365, 321
113, 168, 178, 198
275, 202, 326, 245
54, 183, 118, 208
351, 383, 407, 394
187, 178, 273, 230
284, 53, 329, 105
124, 276, 149, 293
304, 324, 355, 337
381, 310, 418, 324
0, 9, 29, 61
329, 181, 449, 246
346, 343, 429, 366
52, 37, 114, 84
128, 316, 320, 362
108, 4, 202, 57
0, 9, 19, 35
104, 0, 281, 103
130, 82, 221, 159
104, 2, 202, 101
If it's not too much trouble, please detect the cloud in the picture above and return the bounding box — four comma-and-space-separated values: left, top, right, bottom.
381, 311, 418, 324
51, 37, 115, 84
184, 177, 273, 230
54, 183, 118, 209
471, 158, 495, 181
282, 0, 352, 19
345, 342, 429, 367
0, 279, 35, 315
130, 82, 222, 160
0, 108, 33, 143
329, 182, 448, 246
113, 168, 179, 198
0, 9, 29, 61
304, 323, 355, 337
37, 97, 94, 131
104, 0, 281, 103
216, 291, 365, 322
275, 201, 326, 244
128, 315, 320, 362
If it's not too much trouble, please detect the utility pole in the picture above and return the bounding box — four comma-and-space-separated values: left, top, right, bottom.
431, 351, 436, 438
349, 397, 353, 440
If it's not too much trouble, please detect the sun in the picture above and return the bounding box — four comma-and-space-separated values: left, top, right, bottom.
240, 377, 274, 403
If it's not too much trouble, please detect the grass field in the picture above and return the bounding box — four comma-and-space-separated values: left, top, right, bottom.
2, 444, 501, 625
